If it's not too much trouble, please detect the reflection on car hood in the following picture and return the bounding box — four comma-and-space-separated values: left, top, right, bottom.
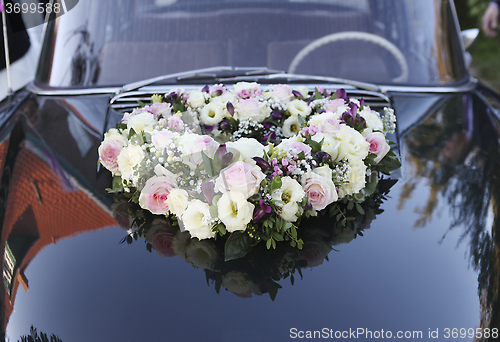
1, 88, 499, 341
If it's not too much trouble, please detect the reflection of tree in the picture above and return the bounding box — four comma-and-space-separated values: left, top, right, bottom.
18, 325, 62, 342
400, 93, 500, 334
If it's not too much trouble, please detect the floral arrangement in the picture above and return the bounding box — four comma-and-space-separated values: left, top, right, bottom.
111, 178, 396, 300
99, 82, 400, 261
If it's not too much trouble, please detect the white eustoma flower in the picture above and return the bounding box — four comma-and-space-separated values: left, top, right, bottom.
271, 176, 305, 222
282, 116, 301, 137
187, 90, 208, 108
185, 239, 219, 270
287, 99, 312, 117
182, 200, 215, 240
200, 102, 225, 125
217, 191, 255, 232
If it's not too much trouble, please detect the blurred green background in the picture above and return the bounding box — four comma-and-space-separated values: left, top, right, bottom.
455, 0, 500, 91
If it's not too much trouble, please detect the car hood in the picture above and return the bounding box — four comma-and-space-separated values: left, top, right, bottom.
1, 88, 499, 341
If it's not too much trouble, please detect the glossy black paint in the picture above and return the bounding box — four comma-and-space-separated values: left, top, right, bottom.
0, 83, 499, 341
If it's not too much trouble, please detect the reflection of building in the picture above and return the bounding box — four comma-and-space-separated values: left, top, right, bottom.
0, 140, 116, 333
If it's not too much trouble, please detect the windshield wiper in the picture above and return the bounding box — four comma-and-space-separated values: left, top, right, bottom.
118, 66, 284, 94
118, 66, 381, 94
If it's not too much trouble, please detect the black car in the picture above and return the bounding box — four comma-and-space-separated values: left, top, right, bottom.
1, 0, 500, 341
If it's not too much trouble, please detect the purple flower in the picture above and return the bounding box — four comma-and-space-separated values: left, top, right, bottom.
253, 199, 272, 221
253, 157, 271, 170
201, 181, 215, 205
336, 88, 347, 99
292, 90, 303, 99
315, 151, 330, 162
204, 125, 215, 132
219, 121, 231, 130
227, 102, 235, 116
217, 145, 233, 166
202, 85, 210, 93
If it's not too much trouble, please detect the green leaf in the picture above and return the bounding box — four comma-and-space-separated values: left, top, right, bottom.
201, 151, 217, 177
137, 100, 146, 107
224, 231, 251, 261
215, 274, 222, 294
271, 175, 282, 192
356, 203, 365, 215
297, 114, 305, 126
347, 201, 354, 210
266, 239, 272, 249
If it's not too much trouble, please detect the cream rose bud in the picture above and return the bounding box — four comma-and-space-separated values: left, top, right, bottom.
181, 200, 215, 240
200, 102, 225, 125
165, 188, 189, 217
365, 132, 391, 163
234, 98, 271, 122
138, 174, 178, 215
215, 161, 266, 198
301, 166, 338, 210
98, 129, 127, 175
187, 90, 208, 108
312, 133, 342, 161
293, 86, 309, 98
117, 144, 144, 180
217, 191, 255, 232
151, 129, 174, 151
282, 116, 301, 137
127, 112, 156, 133
226, 138, 265, 161
324, 98, 346, 112
359, 107, 384, 132
271, 176, 305, 222
184, 239, 219, 269
287, 99, 312, 117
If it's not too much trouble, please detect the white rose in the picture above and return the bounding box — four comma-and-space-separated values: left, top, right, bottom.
185, 239, 219, 269
282, 116, 301, 137
293, 86, 309, 98
222, 271, 257, 298
287, 99, 312, 117
187, 91, 208, 108
226, 138, 265, 161
342, 126, 369, 161
117, 144, 144, 180
338, 160, 367, 198
234, 82, 260, 95
127, 112, 156, 133
181, 200, 215, 240
165, 188, 189, 217
269, 84, 293, 103
217, 191, 255, 232
312, 133, 342, 161
234, 98, 271, 122
359, 107, 384, 132
200, 102, 225, 125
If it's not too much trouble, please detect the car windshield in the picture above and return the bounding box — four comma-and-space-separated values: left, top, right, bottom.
36, 0, 467, 88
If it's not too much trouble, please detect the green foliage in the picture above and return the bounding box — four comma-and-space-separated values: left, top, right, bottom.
19, 326, 63, 342
224, 231, 252, 261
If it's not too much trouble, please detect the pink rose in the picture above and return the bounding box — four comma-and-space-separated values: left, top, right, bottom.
301, 169, 337, 210
139, 175, 178, 215
167, 115, 184, 131
300, 238, 332, 268
150, 102, 172, 118
271, 84, 292, 102
98, 130, 127, 175
324, 99, 346, 112
152, 229, 177, 257
235, 98, 270, 122
152, 129, 174, 150
215, 161, 266, 198
318, 117, 340, 134
178, 133, 219, 167
365, 132, 391, 163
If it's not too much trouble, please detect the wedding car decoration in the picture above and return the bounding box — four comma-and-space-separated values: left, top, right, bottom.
99, 82, 400, 261
111, 177, 396, 299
